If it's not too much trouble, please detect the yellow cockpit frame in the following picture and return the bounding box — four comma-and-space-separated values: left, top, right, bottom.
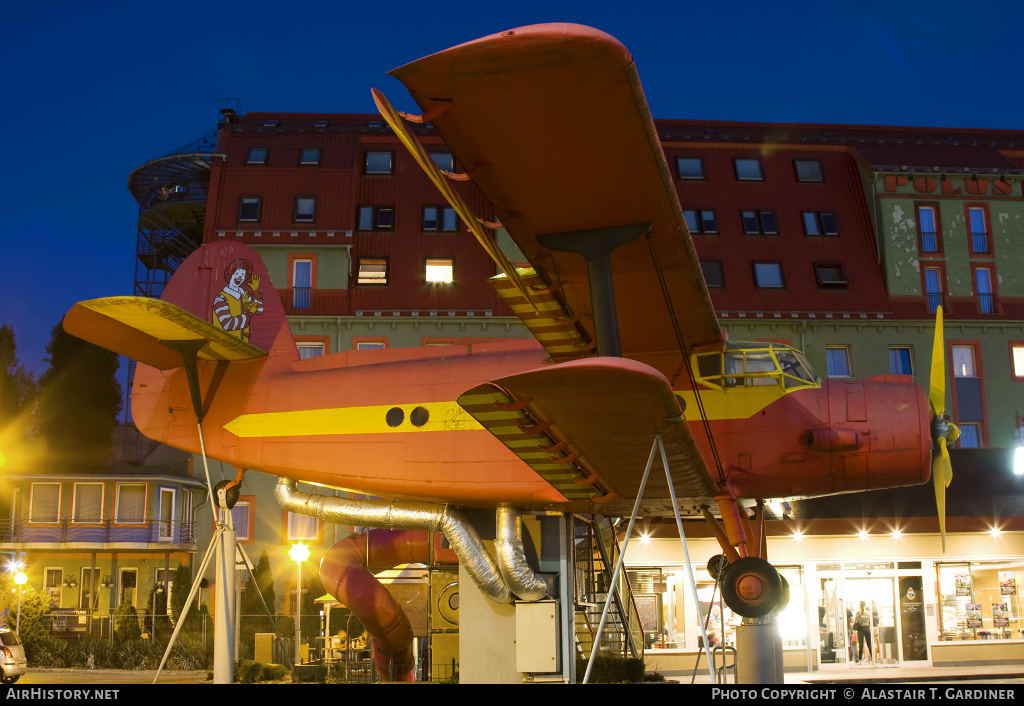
692, 342, 821, 391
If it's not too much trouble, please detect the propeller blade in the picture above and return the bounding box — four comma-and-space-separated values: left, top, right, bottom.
929, 305, 946, 416
933, 442, 951, 553
943, 425, 956, 487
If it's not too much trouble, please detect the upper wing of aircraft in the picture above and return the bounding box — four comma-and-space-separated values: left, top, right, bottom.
388, 23, 722, 377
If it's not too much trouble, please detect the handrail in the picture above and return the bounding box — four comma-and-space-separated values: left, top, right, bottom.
592, 516, 644, 659
712, 644, 737, 684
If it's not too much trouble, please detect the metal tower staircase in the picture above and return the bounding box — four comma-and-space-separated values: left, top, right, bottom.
573, 515, 644, 660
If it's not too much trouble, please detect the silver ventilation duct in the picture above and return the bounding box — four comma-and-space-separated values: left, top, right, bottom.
275, 478, 512, 604
494, 507, 548, 601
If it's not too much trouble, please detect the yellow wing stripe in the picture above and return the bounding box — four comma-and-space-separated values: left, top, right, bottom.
224, 401, 482, 438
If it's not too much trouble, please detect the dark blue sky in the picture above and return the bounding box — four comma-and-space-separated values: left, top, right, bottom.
1, 0, 1021, 377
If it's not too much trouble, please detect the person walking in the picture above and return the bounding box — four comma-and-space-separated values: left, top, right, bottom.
853, 601, 872, 663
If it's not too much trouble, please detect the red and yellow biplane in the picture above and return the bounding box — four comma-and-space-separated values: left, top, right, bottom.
64, 24, 956, 632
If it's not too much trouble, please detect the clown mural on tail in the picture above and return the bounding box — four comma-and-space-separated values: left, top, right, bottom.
213, 258, 264, 340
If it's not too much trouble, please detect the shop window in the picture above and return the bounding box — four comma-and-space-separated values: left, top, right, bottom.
677, 157, 705, 180
734, 158, 763, 181
826, 346, 852, 378
246, 148, 268, 165
296, 343, 324, 360
426, 258, 453, 284
114, 483, 146, 523
365, 151, 394, 175
430, 153, 454, 172
72, 483, 103, 523
700, 260, 724, 289
29, 482, 61, 523
937, 562, 1022, 640
238, 197, 262, 223
753, 262, 784, 289
794, 159, 823, 182
889, 346, 914, 376
299, 148, 322, 166
357, 259, 388, 285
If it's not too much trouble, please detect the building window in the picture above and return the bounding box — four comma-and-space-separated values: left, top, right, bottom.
263, 119, 281, 128
72, 483, 103, 523
1011, 343, 1024, 381
742, 210, 777, 235
296, 343, 324, 359
683, 209, 718, 234
426, 258, 454, 283
356, 341, 386, 350
232, 500, 251, 541
357, 258, 388, 285
975, 267, 994, 313
158, 487, 175, 542
889, 347, 914, 376
430, 153, 454, 172
924, 267, 943, 314
753, 262, 784, 289
918, 206, 939, 253
357, 206, 394, 231
246, 148, 268, 165
80, 568, 100, 610
29, 482, 61, 523
825, 346, 852, 378
299, 148, 322, 166
45, 569, 62, 607
313, 120, 330, 128
794, 160, 823, 182
294, 197, 316, 223
802, 211, 838, 236
365, 151, 394, 175
423, 206, 458, 232
238, 197, 262, 223
700, 260, 724, 289
814, 263, 848, 289
734, 159, 763, 181
114, 483, 146, 524
952, 344, 984, 447
958, 423, 981, 448
677, 157, 705, 180
292, 259, 312, 309
288, 512, 319, 541
968, 207, 989, 254
952, 345, 976, 378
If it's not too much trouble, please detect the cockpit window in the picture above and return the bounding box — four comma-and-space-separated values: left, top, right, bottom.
693, 343, 819, 390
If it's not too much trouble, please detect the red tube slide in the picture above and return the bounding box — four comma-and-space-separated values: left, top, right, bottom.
319, 530, 433, 682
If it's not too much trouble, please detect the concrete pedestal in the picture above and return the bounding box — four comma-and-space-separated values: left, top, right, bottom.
736, 620, 781, 684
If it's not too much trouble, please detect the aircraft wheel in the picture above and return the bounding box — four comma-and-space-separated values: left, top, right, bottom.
707, 554, 730, 580
776, 574, 791, 614
721, 557, 782, 619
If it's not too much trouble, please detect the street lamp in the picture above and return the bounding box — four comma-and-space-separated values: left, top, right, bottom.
289, 543, 311, 666
13, 571, 27, 634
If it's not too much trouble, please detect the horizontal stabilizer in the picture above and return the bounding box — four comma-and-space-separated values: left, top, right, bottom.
64, 296, 267, 370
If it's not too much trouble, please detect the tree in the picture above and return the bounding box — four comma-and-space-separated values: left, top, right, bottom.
113, 602, 142, 642
170, 562, 201, 634
242, 551, 276, 615
37, 321, 122, 471
0, 323, 39, 470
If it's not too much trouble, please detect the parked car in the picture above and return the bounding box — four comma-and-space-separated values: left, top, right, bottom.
1, 629, 26, 684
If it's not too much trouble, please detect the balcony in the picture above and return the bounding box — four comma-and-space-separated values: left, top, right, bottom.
979, 293, 994, 314
920, 231, 938, 253
972, 233, 989, 254
280, 288, 349, 316
292, 286, 311, 309
0, 516, 198, 548
927, 292, 943, 314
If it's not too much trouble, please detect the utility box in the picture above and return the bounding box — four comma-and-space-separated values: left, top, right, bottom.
254, 633, 274, 664
515, 600, 560, 673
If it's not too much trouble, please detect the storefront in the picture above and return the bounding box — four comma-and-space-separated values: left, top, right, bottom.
622, 524, 1024, 673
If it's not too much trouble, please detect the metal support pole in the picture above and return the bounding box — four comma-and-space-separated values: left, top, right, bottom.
657, 435, 717, 684
16, 588, 22, 634
295, 562, 302, 667
214, 507, 236, 684
582, 438, 658, 684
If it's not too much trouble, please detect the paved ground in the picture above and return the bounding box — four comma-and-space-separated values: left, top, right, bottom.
15, 669, 208, 685
669, 663, 1024, 684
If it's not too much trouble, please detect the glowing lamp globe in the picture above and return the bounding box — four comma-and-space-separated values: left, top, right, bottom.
289, 542, 311, 564
13, 571, 27, 586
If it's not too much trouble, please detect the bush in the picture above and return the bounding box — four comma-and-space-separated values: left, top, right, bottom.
113, 603, 142, 642
74, 638, 114, 669
116, 640, 149, 670
30, 635, 72, 668
261, 663, 289, 681
575, 655, 647, 683
168, 636, 209, 671
237, 659, 263, 684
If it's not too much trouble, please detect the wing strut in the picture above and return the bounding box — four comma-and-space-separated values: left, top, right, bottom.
537, 223, 651, 357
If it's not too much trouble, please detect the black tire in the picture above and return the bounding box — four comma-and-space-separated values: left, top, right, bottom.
721, 557, 782, 618
707, 554, 730, 580
776, 574, 791, 614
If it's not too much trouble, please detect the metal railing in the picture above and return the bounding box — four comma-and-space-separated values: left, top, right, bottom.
292, 286, 311, 309
920, 231, 938, 253
0, 516, 197, 545
927, 292, 943, 314
972, 233, 989, 254
979, 293, 994, 314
